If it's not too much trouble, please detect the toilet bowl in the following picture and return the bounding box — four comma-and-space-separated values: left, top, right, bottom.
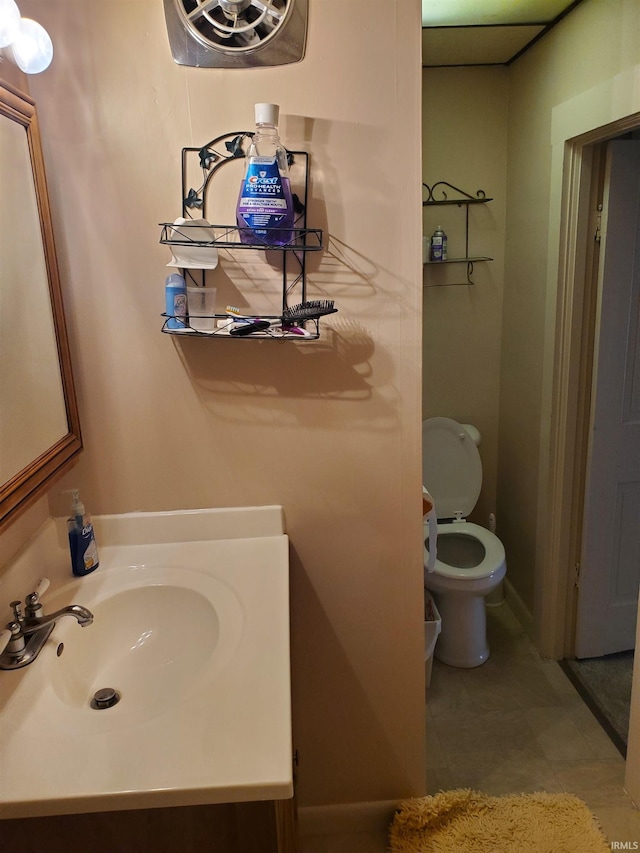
423, 417, 507, 668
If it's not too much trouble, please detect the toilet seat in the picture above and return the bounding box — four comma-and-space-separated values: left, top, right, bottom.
423, 520, 506, 580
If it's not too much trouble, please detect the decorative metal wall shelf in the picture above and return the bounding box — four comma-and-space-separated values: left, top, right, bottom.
160, 223, 323, 253
422, 181, 493, 285
160, 314, 322, 340
159, 130, 327, 339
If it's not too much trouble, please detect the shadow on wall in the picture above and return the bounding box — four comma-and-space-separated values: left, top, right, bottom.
175, 322, 374, 394
172, 319, 406, 431
288, 541, 418, 806
169, 222, 417, 433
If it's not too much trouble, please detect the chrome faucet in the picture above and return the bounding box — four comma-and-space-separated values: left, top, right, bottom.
21, 604, 94, 632
0, 578, 94, 670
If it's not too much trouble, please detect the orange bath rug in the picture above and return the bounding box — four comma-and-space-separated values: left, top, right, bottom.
389, 789, 610, 853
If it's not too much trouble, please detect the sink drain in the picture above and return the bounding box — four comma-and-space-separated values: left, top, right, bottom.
91, 687, 120, 710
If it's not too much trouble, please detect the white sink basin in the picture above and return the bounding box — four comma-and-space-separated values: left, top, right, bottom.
0, 507, 291, 818
49, 568, 238, 724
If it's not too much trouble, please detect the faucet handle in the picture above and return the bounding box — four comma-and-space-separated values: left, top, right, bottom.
32, 577, 50, 599
0, 628, 11, 656
25, 577, 50, 619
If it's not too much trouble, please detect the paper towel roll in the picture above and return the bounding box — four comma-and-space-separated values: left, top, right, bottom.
423, 486, 437, 573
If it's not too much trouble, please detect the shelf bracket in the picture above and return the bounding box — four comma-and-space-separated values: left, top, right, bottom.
466, 261, 475, 285
422, 181, 491, 205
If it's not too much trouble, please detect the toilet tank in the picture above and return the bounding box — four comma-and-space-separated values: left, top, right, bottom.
460, 424, 481, 446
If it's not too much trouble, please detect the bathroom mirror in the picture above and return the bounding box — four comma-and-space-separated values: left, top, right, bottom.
0, 79, 81, 533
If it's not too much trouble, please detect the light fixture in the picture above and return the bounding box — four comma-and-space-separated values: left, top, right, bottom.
10, 17, 53, 73
0, 0, 20, 48
0, 2, 53, 73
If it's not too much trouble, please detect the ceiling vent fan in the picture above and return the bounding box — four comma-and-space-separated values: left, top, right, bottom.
163, 0, 308, 68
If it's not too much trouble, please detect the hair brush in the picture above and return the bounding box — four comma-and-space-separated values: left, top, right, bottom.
281, 300, 337, 322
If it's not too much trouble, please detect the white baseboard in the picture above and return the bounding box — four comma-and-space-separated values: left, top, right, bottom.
298, 799, 399, 837
503, 576, 534, 638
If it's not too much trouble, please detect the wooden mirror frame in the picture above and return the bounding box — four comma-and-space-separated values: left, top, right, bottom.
0, 80, 82, 534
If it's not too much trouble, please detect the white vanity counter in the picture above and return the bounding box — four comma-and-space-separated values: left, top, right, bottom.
0, 506, 291, 818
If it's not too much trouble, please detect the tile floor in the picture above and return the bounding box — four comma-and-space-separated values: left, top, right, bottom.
302, 601, 640, 851
427, 601, 640, 845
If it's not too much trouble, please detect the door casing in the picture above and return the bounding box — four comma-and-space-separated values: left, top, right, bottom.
537, 115, 640, 662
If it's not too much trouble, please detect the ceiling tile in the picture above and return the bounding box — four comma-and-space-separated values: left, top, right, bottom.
422, 0, 578, 27
422, 25, 545, 67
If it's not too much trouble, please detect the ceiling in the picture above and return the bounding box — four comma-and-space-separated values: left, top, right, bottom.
422, 0, 585, 67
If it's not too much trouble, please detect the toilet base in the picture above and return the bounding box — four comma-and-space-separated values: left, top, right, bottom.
431, 590, 490, 668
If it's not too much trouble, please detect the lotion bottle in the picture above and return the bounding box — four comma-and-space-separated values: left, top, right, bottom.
236, 103, 295, 246
66, 489, 99, 577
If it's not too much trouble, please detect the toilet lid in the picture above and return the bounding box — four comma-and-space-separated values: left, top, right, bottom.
422, 417, 482, 519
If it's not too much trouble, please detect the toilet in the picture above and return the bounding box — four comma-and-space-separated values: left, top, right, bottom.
423, 417, 506, 668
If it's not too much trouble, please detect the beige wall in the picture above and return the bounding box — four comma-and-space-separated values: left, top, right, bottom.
0, 54, 26, 89
499, 0, 640, 614
1, 0, 426, 811
421, 67, 508, 526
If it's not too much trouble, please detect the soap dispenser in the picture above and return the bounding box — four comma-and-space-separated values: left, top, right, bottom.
65, 489, 99, 577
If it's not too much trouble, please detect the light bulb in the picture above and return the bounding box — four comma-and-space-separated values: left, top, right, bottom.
11, 18, 53, 74
0, 0, 20, 48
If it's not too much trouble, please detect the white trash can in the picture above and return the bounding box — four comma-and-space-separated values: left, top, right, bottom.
424, 590, 442, 690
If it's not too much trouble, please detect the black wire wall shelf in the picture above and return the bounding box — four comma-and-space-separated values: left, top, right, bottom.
160, 223, 323, 253
160, 314, 321, 341
422, 181, 493, 285
159, 130, 329, 339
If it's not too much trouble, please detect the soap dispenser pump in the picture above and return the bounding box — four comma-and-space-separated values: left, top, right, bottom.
65, 489, 99, 577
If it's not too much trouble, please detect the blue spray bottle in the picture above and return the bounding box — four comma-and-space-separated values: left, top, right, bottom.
66, 490, 99, 577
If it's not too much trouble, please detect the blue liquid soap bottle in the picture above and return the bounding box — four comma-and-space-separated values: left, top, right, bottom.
236, 103, 295, 246
66, 489, 99, 577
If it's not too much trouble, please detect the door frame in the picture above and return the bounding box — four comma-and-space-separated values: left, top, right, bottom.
536, 137, 601, 660
536, 96, 640, 662
573, 139, 640, 658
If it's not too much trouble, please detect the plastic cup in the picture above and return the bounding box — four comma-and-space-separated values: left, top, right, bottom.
187, 286, 217, 332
